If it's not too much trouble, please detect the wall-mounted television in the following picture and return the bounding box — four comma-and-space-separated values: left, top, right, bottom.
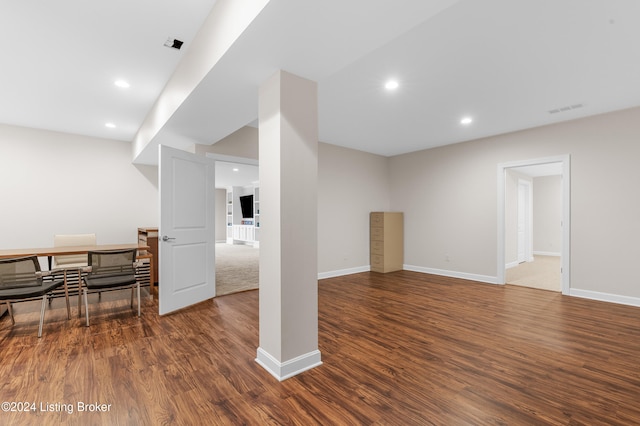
239, 195, 254, 218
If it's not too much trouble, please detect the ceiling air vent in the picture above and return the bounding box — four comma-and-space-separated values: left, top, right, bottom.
164, 38, 184, 50
548, 103, 584, 114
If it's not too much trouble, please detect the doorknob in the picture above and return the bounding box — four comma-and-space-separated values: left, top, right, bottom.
162, 235, 176, 242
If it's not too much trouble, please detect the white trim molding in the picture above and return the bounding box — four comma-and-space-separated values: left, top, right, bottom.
401, 266, 640, 309
256, 348, 322, 382
505, 261, 520, 269
403, 264, 498, 285
533, 251, 561, 257
318, 265, 370, 280
205, 152, 259, 166
569, 288, 640, 308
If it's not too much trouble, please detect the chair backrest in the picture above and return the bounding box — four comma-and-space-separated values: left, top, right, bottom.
0, 256, 41, 289
53, 233, 97, 268
87, 249, 137, 277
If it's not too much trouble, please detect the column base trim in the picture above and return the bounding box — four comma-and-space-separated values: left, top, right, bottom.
256, 347, 322, 381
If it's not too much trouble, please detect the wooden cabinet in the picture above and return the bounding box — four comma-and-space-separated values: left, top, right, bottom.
138, 227, 158, 284
370, 212, 403, 273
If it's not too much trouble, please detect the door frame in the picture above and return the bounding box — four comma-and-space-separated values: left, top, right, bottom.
497, 154, 570, 294
206, 153, 258, 170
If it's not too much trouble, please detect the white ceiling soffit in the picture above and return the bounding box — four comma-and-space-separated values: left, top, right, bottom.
151, 0, 640, 161
144, 0, 461, 162
133, 0, 271, 163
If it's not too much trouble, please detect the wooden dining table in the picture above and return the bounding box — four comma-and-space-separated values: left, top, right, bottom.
0, 243, 156, 306
0, 242, 154, 279
1, 242, 150, 271
0, 243, 149, 260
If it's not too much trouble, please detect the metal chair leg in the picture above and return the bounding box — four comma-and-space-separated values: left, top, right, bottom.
64, 273, 71, 320
77, 269, 83, 318
38, 295, 46, 338
83, 288, 90, 327
6, 302, 15, 325
137, 283, 141, 317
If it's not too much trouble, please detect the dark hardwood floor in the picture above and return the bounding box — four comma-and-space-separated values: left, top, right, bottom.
1, 271, 639, 425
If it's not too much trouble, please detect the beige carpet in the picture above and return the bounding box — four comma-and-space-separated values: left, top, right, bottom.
506, 255, 561, 292
215, 243, 259, 296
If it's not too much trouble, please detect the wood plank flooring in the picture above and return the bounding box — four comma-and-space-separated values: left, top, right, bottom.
1, 271, 639, 425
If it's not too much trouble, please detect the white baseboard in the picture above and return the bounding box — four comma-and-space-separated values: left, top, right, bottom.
318, 265, 370, 280
404, 266, 640, 308
569, 288, 640, 308
533, 251, 561, 257
403, 264, 498, 285
255, 347, 322, 381
505, 260, 520, 269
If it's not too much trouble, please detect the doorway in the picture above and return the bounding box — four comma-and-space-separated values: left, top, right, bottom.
208, 154, 260, 297
497, 155, 570, 294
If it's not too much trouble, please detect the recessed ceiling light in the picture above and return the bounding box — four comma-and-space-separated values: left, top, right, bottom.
232, 168, 239, 172
105, 122, 116, 128
114, 80, 130, 89
385, 80, 399, 90
460, 117, 473, 125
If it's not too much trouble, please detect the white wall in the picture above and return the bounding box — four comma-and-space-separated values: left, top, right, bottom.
215, 188, 227, 242
390, 106, 640, 301
533, 175, 562, 256
195, 126, 259, 159
389, 140, 499, 281
318, 143, 390, 276
0, 124, 158, 249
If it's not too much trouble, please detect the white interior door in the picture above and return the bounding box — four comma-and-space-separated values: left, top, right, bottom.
159, 145, 216, 315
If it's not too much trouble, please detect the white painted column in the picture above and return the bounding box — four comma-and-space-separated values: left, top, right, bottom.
256, 70, 322, 381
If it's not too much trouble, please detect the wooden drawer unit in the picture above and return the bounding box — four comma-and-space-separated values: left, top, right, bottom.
370, 212, 403, 273
138, 227, 158, 286
370, 226, 385, 241
370, 240, 385, 256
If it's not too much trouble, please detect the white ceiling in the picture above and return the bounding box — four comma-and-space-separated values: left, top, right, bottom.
215, 161, 258, 189
0, 0, 216, 142
2, 0, 640, 162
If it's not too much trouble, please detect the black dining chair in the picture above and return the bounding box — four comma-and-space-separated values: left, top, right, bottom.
81, 249, 141, 326
0, 256, 70, 337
